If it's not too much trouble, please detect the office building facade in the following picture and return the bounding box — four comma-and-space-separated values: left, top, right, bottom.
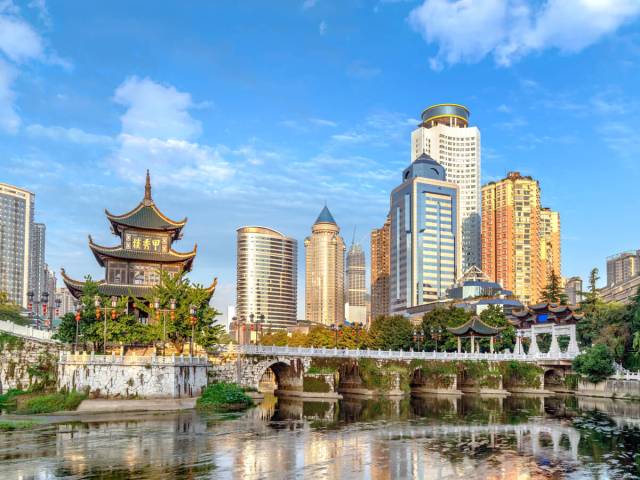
411, 104, 480, 271
564, 276, 583, 305
0, 183, 35, 307
345, 241, 367, 325
305, 206, 345, 326
390, 154, 461, 314
236, 226, 297, 331
606, 250, 640, 287
370, 216, 391, 320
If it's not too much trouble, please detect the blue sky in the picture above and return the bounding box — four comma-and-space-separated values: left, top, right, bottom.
1, 0, 640, 322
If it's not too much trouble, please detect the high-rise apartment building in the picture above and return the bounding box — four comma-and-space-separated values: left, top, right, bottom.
236, 226, 297, 331
305, 206, 345, 326
564, 276, 583, 305
55, 286, 76, 318
30, 222, 46, 303
345, 241, 367, 325
540, 208, 561, 281
370, 216, 391, 320
0, 183, 35, 307
390, 154, 461, 314
482, 172, 560, 305
606, 250, 640, 286
411, 104, 480, 271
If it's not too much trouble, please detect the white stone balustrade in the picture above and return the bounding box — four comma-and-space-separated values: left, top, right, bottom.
0, 319, 56, 342
225, 344, 578, 362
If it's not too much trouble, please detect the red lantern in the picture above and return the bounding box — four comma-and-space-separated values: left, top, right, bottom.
55, 308, 60, 317
42, 304, 47, 316
111, 310, 117, 320
28, 303, 32, 312
75, 312, 81, 323
95, 308, 101, 320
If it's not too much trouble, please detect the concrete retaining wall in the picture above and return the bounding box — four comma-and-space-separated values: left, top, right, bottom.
577, 378, 640, 399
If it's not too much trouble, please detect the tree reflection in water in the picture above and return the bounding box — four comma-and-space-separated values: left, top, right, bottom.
1, 395, 640, 479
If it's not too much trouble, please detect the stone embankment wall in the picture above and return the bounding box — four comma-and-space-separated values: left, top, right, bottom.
58, 353, 209, 398
0, 333, 63, 393
577, 378, 640, 399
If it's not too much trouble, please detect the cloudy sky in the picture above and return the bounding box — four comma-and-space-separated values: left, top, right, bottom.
2, 0, 640, 322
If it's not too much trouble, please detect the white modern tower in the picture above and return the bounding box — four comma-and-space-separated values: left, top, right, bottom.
411, 104, 480, 271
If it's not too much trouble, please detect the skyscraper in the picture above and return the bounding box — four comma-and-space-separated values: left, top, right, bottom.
345, 240, 366, 325
540, 208, 561, 281
390, 154, 461, 314
0, 183, 35, 307
606, 250, 640, 286
370, 216, 391, 320
411, 104, 480, 271
482, 171, 559, 305
305, 206, 345, 326
29, 222, 46, 303
236, 226, 297, 331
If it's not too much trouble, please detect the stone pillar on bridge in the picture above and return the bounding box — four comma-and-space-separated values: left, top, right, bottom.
528, 326, 540, 357
567, 324, 580, 356
548, 325, 560, 356
515, 333, 524, 355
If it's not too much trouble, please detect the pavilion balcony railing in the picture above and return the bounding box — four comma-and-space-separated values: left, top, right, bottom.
225, 344, 579, 362
58, 351, 210, 366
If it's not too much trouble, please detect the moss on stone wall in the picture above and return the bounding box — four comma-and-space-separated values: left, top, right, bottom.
409, 360, 457, 389
303, 375, 331, 393
498, 361, 543, 389
0, 332, 24, 352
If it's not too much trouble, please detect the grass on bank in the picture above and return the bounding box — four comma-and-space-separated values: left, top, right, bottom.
14, 391, 87, 415
0, 420, 40, 431
196, 383, 254, 412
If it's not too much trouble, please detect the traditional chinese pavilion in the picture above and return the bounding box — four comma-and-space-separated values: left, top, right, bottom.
447, 316, 504, 353
61, 171, 215, 302
510, 303, 583, 329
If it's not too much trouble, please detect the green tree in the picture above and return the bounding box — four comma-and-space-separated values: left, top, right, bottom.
541, 271, 568, 305
479, 305, 516, 352
0, 291, 28, 326
138, 271, 222, 353
54, 278, 108, 349
259, 331, 290, 346
305, 326, 336, 347
580, 268, 601, 312
367, 315, 413, 350
421, 307, 471, 351
573, 344, 615, 383
337, 324, 369, 349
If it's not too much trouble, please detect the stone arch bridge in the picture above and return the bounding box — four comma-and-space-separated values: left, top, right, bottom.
211, 345, 578, 398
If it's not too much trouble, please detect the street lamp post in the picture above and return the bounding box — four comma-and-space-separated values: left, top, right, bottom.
154, 297, 177, 356
432, 327, 442, 352
331, 324, 338, 348
189, 304, 197, 356
41, 292, 49, 330
413, 329, 425, 351
74, 301, 82, 353
95, 296, 118, 354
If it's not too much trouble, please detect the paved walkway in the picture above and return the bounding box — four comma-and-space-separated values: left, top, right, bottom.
75, 398, 197, 413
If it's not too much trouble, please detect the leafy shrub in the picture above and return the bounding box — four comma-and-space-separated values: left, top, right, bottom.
0, 420, 39, 431
564, 373, 580, 390
303, 375, 331, 393
573, 344, 615, 384
0, 388, 27, 406
196, 382, 253, 412
16, 391, 87, 414
307, 366, 338, 374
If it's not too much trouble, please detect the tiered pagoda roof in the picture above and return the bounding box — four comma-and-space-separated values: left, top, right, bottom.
447, 316, 504, 337
61, 171, 216, 300
88, 235, 197, 269
105, 172, 187, 239
511, 302, 583, 328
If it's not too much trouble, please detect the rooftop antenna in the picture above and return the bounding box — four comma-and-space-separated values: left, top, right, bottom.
352, 226, 357, 246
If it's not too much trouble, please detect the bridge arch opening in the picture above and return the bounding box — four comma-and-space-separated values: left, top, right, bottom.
258, 361, 303, 394
543, 368, 565, 391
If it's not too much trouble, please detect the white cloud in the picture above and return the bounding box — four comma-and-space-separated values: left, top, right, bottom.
309, 117, 337, 127
408, 0, 640, 69
26, 123, 114, 145
113, 76, 202, 140
0, 10, 43, 62
0, 59, 19, 133
110, 77, 233, 187
319, 20, 327, 35
303, 0, 318, 10
112, 134, 234, 187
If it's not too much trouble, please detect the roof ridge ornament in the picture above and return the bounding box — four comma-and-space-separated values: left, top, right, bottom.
143, 169, 153, 205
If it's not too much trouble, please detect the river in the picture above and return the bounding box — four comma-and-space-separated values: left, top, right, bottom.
1, 394, 640, 479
